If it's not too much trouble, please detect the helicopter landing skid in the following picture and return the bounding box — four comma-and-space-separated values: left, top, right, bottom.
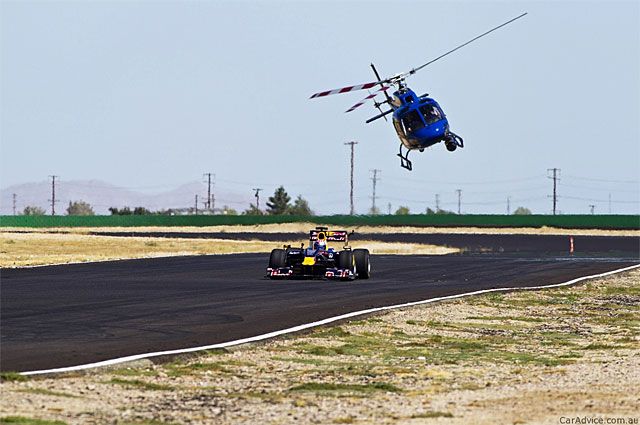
397, 144, 413, 171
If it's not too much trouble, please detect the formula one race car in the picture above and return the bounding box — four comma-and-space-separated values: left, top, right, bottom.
266, 227, 370, 280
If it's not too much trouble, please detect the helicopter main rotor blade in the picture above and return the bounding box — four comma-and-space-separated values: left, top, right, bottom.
345, 86, 390, 113
310, 81, 381, 99
405, 12, 527, 77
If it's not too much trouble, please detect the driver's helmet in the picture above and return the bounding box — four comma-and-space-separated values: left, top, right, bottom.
314, 232, 327, 250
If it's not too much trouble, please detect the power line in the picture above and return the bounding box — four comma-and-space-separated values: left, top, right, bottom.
456, 189, 462, 214
382, 181, 550, 196
385, 175, 546, 186
194, 194, 199, 215
48, 175, 58, 216
558, 181, 638, 193
563, 174, 639, 184
507, 196, 511, 215
12, 193, 17, 215
559, 195, 639, 204
547, 168, 560, 215
435, 194, 440, 212
344, 141, 358, 215
61, 181, 180, 190
380, 195, 548, 206
369, 169, 381, 213
217, 178, 344, 187
462, 196, 549, 206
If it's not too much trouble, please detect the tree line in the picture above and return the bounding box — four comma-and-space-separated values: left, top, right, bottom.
19, 186, 315, 216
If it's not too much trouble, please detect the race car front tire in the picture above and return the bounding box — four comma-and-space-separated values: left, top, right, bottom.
338, 250, 355, 273
269, 249, 287, 268
353, 249, 370, 279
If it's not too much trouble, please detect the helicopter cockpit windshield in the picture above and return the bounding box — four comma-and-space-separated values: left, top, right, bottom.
420, 104, 443, 125
401, 110, 425, 133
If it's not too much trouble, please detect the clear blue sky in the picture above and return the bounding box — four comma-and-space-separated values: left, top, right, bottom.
1, 1, 638, 214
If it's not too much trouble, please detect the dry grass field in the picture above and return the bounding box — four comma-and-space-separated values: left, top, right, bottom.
1, 223, 634, 267
0, 231, 457, 268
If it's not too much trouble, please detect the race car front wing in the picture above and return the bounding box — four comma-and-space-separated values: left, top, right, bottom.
266, 266, 355, 281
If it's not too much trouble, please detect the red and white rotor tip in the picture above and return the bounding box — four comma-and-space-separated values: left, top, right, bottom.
309, 82, 380, 99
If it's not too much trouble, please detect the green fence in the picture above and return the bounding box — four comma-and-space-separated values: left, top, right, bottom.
1, 214, 638, 229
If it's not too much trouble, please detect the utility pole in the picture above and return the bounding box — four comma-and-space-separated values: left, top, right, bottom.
456, 189, 462, 215
507, 196, 511, 215
203, 173, 214, 210
12, 193, 17, 215
435, 194, 440, 212
369, 169, 381, 214
547, 168, 560, 215
195, 194, 198, 215
387, 202, 392, 215
253, 188, 263, 210
344, 141, 358, 215
589, 204, 595, 215
48, 175, 58, 216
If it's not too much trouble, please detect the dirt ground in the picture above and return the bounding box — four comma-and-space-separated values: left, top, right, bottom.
1, 269, 638, 425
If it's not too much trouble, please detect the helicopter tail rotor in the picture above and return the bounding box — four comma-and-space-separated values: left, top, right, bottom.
370, 63, 394, 104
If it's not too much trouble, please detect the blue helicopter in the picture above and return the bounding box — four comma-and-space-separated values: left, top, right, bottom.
310, 13, 527, 170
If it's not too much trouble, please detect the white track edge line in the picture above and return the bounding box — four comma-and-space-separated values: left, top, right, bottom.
19, 263, 640, 376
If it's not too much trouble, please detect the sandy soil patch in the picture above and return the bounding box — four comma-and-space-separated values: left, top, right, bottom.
1, 269, 638, 425
0, 232, 457, 268
3, 223, 638, 236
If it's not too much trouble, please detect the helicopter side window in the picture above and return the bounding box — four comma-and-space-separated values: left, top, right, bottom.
401, 110, 425, 133
420, 105, 443, 125
393, 119, 406, 137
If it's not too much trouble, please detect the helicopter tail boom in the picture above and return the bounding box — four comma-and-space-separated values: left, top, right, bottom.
366, 108, 394, 124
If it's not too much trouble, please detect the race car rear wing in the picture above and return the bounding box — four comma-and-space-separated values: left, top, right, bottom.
309, 229, 350, 242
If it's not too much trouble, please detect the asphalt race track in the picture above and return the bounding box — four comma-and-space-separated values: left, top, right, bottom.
1, 236, 638, 372
91, 232, 640, 256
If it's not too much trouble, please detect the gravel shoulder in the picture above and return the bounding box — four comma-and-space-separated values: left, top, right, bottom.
1, 269, 638, 425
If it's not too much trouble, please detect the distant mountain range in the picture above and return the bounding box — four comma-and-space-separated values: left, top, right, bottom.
0, 179, 253, 215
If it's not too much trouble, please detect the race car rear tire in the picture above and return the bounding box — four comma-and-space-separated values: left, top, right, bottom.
338, 250, 355, 272
269, 249, 287, 268
353, 249, 370, 279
